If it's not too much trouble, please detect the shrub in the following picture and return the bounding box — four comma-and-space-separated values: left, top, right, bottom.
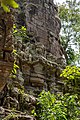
32, 90, 80, 120
60, 66, 80, 95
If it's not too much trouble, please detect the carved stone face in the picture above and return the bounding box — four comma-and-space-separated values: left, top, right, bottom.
24, 0, 62, 58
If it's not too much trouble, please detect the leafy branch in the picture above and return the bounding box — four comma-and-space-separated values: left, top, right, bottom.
0, 0, 19, 12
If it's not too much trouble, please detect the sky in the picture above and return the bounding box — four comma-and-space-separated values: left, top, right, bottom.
54, 0, 66, 4
54, 0, 79, 4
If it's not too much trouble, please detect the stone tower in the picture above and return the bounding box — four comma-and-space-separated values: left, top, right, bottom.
15, 0, 64, 94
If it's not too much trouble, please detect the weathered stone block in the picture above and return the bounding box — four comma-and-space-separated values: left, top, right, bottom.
30, 77, 44, 85
0, 61, 13, 92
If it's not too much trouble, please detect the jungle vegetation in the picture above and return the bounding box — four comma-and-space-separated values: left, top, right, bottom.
0, 0, 80, 120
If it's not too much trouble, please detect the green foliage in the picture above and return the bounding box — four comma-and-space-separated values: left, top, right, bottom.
0, 0, 19, 12
3, 112, 18, 120
32, 90, 80, 120
13, 25, 30, 43
12, 60, 19, 74
59, 0, 80, 65
10, 49, 19, 78
60, 66, 80, 79
60, 66, 80, 95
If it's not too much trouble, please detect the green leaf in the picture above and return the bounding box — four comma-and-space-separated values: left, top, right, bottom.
0, 0, 19, 12
8, 0, 19, 8
1, 2, 10, 12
